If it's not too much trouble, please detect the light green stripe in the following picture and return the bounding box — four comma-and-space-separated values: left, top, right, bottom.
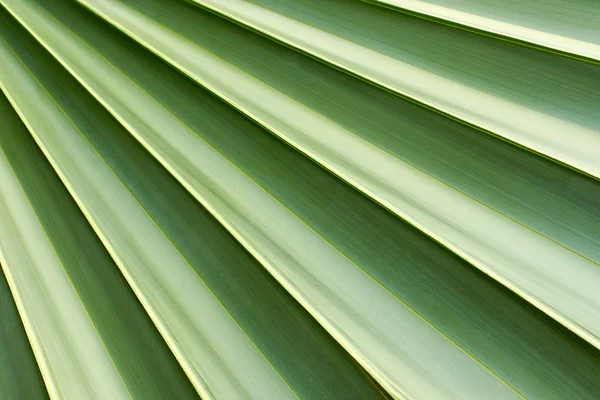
368, 0, 600, 60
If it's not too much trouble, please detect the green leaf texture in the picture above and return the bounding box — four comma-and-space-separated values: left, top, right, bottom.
367, 0, 600, 61
0, 0, 599, 399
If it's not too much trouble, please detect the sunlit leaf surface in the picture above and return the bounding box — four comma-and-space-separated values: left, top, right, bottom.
0, 0, 598, 399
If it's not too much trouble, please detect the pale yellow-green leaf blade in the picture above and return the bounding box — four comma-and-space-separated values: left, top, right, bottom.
368, 0, 600, 60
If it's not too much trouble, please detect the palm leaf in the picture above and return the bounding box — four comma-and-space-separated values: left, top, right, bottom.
0, 4, 387, 399
0, 0, 599, 399
63, 0, 600, 348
